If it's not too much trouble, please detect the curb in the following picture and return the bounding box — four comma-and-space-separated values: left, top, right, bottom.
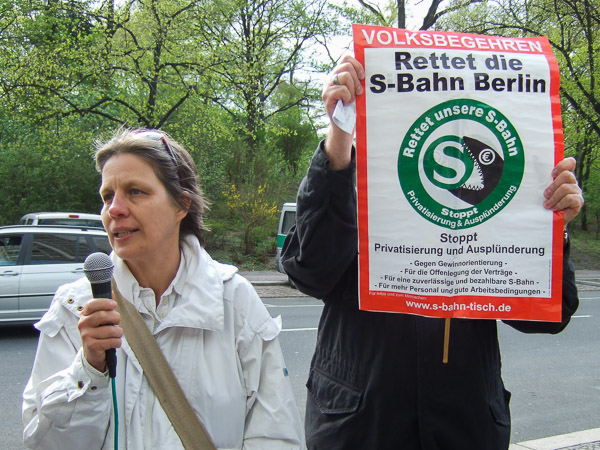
577, 280, 600, 288
250, 280, 289, 287
510, 428, 600, 450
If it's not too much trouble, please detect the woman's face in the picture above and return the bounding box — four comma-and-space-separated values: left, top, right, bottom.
99, 153, 187, 267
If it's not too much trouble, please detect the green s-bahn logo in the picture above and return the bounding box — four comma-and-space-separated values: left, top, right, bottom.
398, 99, 524, 229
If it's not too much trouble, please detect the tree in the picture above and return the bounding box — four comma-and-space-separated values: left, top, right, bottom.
1, 0, 229, 128
0, 0, 328, 261
585, 159, 600, 238
0, 114, 102, 224
349, 0, 483, 30
189, 0, 330, 179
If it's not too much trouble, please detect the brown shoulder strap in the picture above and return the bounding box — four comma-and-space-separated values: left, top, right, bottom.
112, 280, 217, 450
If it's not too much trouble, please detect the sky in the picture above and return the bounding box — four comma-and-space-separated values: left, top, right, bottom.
325, 0, 446, 62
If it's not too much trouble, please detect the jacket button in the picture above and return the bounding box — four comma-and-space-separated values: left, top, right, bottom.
91, 386, 97, 391
77, 380, 84, 389
67, 299, 74, 304
77, 306, 83, 312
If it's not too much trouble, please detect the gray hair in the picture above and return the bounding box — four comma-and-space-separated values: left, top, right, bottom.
95, 128, 209, 247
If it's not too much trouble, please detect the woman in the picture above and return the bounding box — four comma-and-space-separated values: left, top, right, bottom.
23, 128, 304, 449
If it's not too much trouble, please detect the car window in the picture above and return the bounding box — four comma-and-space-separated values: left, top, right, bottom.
281, 211, 296, 235
0, 235, 23, 266
37, 218, 104, 228
29, 233, 93, 264
84, 220, 104, 229
91, 235, 112, 254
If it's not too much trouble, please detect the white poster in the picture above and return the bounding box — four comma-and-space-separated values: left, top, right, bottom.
354, 25, 564, 321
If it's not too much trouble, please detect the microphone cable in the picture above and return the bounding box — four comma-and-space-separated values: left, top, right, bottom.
111, 376, 119, 450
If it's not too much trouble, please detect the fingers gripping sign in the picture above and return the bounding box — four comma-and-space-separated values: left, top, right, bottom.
323, 55, 365, 118
543, 157, 584, 225
323, 54, 366, 170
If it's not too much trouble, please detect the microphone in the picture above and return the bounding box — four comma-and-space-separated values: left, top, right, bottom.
83, 252, 117, 378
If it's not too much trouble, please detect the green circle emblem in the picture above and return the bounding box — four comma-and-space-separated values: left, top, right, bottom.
398, 99, 524, 229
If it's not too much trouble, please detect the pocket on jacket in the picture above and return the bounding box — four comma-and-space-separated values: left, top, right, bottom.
489, 379, 511, 427
306, 367, 362, 415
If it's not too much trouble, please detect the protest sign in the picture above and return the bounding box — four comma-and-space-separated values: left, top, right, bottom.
353, 24, 564, 321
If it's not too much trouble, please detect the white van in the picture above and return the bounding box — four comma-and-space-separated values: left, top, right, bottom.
18, 212, 104, 229
275, 202, 296, 273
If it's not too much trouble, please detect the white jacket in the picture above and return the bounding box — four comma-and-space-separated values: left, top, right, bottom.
23, 236, 303, 449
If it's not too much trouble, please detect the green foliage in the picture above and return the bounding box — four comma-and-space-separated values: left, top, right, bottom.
222, 183, 278, 255
582, 158, 600, 238
332, 1, 395, 28
570, 232, 600, 269
0, 0, 328, 266
186, 0, 331, 178
267, 82, 321, 176
0, 115, 103, 225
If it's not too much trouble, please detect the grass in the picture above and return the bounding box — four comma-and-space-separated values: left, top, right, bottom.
569, 229, 600, 270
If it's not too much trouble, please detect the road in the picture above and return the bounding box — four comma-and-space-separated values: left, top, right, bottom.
1, 289, 598, 449
498, 288, 600, 442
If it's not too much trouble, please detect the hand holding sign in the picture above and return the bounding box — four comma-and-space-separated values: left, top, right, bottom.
323, 55, 365, 170
544, 157, 584, 225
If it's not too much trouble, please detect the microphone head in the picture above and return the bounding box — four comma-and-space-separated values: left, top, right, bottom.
84, 252, 114, 284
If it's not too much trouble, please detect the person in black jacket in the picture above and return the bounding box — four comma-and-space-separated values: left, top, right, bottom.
281, 54, 585, 450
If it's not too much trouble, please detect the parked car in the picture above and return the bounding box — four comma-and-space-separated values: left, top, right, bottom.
18, 212, 104, 229
0, 225, 111, 325
275, 202, 296, 274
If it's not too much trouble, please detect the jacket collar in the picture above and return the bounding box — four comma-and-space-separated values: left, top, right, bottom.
111, 235, 236, 332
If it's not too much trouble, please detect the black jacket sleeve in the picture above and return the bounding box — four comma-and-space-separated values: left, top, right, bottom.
281, 141, 358, 299
503, 235, 579, 334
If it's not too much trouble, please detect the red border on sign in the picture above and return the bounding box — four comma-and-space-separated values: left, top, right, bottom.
353, 24, 564, 322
